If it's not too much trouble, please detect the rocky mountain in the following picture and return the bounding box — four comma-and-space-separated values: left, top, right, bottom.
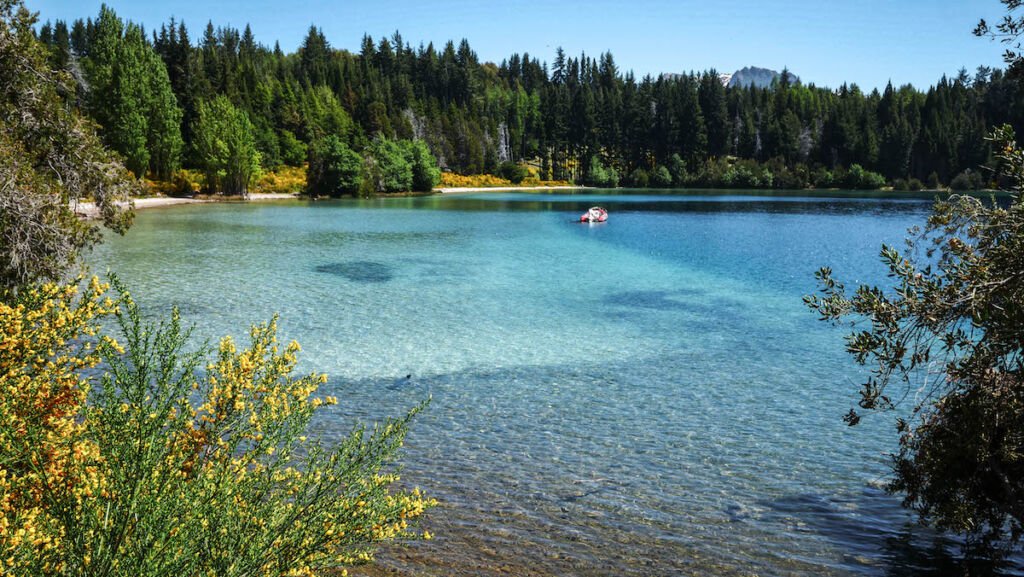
725, 66, 799, 88
661, 67, 799, 88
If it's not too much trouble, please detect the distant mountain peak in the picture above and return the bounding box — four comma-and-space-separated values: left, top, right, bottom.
726, 66, 799, 88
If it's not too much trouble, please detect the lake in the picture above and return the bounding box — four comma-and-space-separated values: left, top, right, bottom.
89, 190, 1022, 576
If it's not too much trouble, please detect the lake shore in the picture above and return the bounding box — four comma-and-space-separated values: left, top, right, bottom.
437, 185, 589, 194
74, 193, 300, 218
74, 188, 598, 219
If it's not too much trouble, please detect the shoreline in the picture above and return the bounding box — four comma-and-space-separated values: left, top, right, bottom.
74, 193, 300, 218
73, 188, 594, 218
437, 185, 588, 194
73, 185, 966, 220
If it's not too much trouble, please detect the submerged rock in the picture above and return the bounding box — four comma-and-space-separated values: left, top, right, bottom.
315, 261, 394, 283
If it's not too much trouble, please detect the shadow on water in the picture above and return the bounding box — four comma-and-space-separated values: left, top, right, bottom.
360, 189, 957, 217
763, 490, 1023, 576
287, 345, 1024, 577
315, 261, 394, 283
603, 289, 709, 311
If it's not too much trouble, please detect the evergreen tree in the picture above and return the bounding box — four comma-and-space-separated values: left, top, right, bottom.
35, 7, 1022, 190
193, 95, 261, 195
402, 139, 441, 192
698, 71, 729, 157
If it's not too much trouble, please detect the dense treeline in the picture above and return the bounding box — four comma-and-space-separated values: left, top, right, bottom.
36, 5, 1024, 192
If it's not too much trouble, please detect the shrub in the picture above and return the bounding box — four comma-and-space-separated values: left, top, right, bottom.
143, 171, 199, 197
950, 169, 984, 191
772, 164, 808, 189
584, 156, 619, 188
908, 178, 924, 191
650, 165, 673, 188
438, 172, 512, 188
628, 168, 649, 188
927, 171, 942, 190
0, 279, 434, 576
253, 165, 307, 195
307, 136, 362, 197
842, 164, 886, 189
364, 137, 413, 193
667, 154, 688, 186
497, 161, 528, 185
812, 167, 835, 188
402, 139, 442, 192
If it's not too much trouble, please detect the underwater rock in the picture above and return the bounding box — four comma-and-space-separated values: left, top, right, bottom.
315, 261, 394, 283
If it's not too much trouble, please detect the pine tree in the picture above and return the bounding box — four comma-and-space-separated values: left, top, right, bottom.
193, 95, 260, 195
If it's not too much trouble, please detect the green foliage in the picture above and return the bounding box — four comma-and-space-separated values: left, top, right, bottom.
307, 135, 362, 196
302, 86, 356, 144
950, 169, 986, 191
693, 158, 773, 189
0, 0, 136, 292
0, 279, 435, 575
404, 139, 441, 192
279, 130, 307, 167
497, 161, 528, 184
32, 2, 1023, 189
82, 8, 182, 180
892, 178, 924, 192
628, 168, 649, 188
363, 137, 412, 193
841, 164, 886, 189
192, 96, 261, 195
650, 165, 672, 188
666, 154, 688, 187
805, 124, 1024, 548
584, 155, 619, 188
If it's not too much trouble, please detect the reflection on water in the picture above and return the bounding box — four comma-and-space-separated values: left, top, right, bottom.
92, 190, 1023, 576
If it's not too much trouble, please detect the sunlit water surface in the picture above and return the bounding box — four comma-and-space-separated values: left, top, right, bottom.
90, 190, 1024, 576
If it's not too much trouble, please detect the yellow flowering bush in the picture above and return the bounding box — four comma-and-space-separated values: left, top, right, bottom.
0, 279, 433, 576
252, 166, 307, 195
438, 172, 514, 188
438, 172, 574, 189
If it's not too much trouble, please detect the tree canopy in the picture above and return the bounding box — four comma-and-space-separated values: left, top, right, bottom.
1, 6, 434, 574
804, 3, 1024, 550
806, 127, 1024, 549
0, 0, 135, 293
33, 4, 1024, 191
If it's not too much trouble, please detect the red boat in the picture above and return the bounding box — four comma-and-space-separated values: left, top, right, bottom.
579, 206, 608, 223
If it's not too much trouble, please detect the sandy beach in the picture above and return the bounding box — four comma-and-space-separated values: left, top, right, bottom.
74, 193, 300, 218
74, 188, 592, 218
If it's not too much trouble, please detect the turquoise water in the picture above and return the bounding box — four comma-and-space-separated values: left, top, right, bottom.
89, 191, 1022, 576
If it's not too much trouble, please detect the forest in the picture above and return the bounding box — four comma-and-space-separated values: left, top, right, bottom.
35, 5, 1024, 193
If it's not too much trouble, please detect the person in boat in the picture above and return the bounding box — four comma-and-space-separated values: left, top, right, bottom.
580, 206, 608, 222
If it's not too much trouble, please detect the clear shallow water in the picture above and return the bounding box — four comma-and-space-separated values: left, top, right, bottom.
90, 191, 1023, 576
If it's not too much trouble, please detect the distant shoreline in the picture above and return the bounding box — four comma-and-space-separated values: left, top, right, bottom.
75, 186, 977, 220
74, 193, 299, 218
437, 185, 589, 194
74, 187, 598, 219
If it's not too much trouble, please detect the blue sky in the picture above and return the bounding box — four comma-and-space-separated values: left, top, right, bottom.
27, 0, 1011, 90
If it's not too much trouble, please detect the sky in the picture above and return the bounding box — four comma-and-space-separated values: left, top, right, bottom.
26, 0, 1014, 91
